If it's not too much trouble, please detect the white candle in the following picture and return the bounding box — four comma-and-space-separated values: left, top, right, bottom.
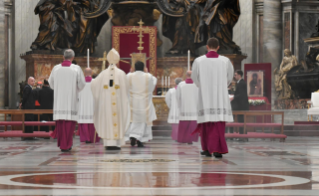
188, 50, 190, 71
166, 76, 168, 89
87, 49, 90, 68
168, 77, 170, 88
162, 76, 164, 89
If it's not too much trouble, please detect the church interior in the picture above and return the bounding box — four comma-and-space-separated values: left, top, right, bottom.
0, 0, 319, 195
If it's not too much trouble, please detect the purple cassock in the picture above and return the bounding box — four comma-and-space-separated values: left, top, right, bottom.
51, 120, 76, 150
177, 121, 198, 143
176, 78, 199, 143
78, 124, 100, 143
50, 60, 77, 150
195, 51, 229, 154
197, 122, 228, 154
77, 76, 100, 143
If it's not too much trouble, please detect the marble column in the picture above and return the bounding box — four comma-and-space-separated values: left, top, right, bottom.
263, 0, 282, 105
0, 0, 7, 110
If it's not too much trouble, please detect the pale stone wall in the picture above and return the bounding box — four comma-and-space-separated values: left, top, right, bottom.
274, 109, 308, 125
0, 0, 5, 110
233, 0, 256, 69
13, 0, 39, 106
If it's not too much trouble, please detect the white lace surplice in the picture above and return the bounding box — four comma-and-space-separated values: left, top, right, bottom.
191, 55, 234, 123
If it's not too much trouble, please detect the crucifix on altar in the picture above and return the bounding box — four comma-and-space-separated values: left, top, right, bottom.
112, 19, 157, 75
130, 20, 152, 68
98, 19, 155, 73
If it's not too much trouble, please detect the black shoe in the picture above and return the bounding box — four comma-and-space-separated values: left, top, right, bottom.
106, 146, 121, 150
137, 141, 144, 148
213, 152, 223, 158
44, 137, 50, 139
201, 150, 212, 157
130, 137, 137, 147
85, 141, 92, 144
61, 147, 72, 152
200, 151, 207, 155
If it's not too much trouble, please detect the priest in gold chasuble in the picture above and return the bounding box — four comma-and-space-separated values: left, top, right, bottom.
91, 49, 130, 150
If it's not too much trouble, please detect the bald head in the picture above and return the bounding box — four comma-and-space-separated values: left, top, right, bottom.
28, 77, 35, 87
186, 71, 192, 78
84, 68, 92, 77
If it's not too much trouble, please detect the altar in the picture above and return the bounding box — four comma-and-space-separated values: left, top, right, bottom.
152, 96, 169, 125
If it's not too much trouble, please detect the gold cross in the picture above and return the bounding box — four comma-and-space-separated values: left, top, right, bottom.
98, 50, 130, 65
132, 19, 150, 53
98, 51, 108, 70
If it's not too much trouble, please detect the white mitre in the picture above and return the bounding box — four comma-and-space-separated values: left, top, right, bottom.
107, 48, 120, 65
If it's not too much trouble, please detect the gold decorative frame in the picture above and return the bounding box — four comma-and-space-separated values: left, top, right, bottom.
112, 26, 157, 76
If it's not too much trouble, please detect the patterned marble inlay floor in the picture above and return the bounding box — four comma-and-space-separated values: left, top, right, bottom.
0, 137, 318, 195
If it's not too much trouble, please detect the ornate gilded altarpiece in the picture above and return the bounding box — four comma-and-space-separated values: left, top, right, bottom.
112, 26, 157, 76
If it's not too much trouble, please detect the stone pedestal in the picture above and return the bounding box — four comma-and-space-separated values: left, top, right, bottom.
20, 52, 107, 82
223, 54, 247, 71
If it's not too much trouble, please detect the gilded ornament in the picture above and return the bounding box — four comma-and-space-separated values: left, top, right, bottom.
103, 85, 109, 89
113, 26, 157, 76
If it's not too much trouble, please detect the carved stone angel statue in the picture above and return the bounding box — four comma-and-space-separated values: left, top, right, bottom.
274, 49, 298, 99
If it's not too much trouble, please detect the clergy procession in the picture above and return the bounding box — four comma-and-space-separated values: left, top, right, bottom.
23, 37, 234, 159
5, 1, 319, 194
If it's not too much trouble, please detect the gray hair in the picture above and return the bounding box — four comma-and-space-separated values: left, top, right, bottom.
64, 49, 75, 60
175, 78, 182, 85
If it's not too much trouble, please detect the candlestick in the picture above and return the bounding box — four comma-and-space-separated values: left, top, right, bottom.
165, 76, 168, 90
87, 49, 90, 68
161, 76, 164, 95
188, 50, 190, 71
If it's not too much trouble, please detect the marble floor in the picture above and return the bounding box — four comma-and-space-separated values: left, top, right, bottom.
0, 136, 318, 195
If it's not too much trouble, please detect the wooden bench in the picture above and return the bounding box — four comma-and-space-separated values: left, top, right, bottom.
225, 111, 286, 142
0, 109, 55, 138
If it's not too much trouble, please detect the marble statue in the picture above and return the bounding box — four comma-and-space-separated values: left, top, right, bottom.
274, 49, 298, 99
